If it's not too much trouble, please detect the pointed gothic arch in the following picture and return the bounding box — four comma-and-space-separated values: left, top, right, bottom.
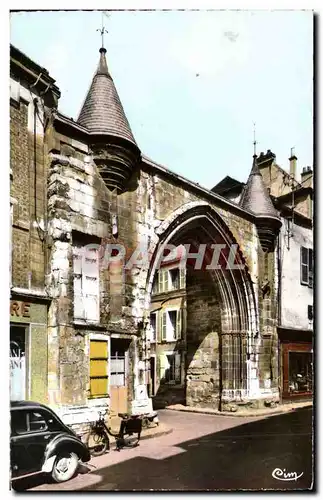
144, 201, 259, 408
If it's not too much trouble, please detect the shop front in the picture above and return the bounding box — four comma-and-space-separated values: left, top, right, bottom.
10, 294, 49, 403
278, 327, 313, 401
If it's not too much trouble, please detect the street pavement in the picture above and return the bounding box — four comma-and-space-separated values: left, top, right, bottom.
13, 406, 314, 492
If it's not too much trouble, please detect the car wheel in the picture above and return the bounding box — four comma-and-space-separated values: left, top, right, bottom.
51, 451, 79, 483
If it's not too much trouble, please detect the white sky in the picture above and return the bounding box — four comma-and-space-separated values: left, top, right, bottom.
10, 9, 313, 189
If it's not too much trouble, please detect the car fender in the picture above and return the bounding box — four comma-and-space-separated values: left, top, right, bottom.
42, 455, 56, 473
44, 433, 91, 464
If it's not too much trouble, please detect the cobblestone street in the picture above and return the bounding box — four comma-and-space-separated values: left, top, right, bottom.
14, 406, 313, 492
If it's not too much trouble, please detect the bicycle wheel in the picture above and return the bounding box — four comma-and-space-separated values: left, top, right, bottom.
86, 430, 110, 457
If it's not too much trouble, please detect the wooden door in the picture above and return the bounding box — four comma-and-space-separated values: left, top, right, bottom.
110, 339, 130, 416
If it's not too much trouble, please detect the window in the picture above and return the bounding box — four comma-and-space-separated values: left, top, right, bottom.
89, 340, 109, 398
168, 311, 177, 337
169, 267, 186, 290
159, 269, 169, 293
308, 305, 313, 321
160, 310, 182, 342
288, 351, 312, 394
159, 353, 181, 384
11, 411, 27, 435
152, 273, 159, 295
149, 312, 157, 342
73, 244, 100, 322
300, 247, 313, 288
153, 268, 186, 294
110, 351, 126, 387
28, 411, 47, 432
169, 269, 179, 290
10, 325, 27, 401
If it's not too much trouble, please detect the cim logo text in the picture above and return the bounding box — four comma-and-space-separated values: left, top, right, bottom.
272, 468, 304, 481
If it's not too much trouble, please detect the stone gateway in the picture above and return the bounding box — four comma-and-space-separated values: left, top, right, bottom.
10, 40, 312, 430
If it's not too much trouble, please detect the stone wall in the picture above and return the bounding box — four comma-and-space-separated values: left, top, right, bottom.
259, 162, 291, 198
254, 242, 280, 402
44, 122, 280, 412
186, 268, 221, 408
10, 85, 47, 291
10, 99, 30, 288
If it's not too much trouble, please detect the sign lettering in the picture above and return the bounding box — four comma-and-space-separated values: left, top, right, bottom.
10, 301, 31, 318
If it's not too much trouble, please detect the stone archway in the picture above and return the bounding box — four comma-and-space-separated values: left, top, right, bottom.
144, 202, 259, 410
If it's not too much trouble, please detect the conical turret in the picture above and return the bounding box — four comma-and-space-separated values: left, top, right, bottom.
77, 47, 140, 193
240, 154, 281, 252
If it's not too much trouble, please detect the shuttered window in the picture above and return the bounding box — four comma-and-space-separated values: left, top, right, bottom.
160, 310, 182, 342
89, 340, 109, 398
300, 247, 313, 288
154, 268, 185, 293
176, 309, 182, 340
159, 269, 169, 293
73, 244, 100, 322
168, 311, 177, 340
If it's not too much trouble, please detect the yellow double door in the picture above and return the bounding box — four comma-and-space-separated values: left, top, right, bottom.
89, 337, 129, 416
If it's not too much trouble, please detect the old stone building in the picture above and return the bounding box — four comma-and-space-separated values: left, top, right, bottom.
10, 40, 301, 428
10, 46, 60, 403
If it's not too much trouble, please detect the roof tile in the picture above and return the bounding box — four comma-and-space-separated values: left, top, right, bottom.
77, 48, 137, 146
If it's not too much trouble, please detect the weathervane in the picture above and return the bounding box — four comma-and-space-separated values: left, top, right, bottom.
97, 12, 109, 49
253, 122, 257, 156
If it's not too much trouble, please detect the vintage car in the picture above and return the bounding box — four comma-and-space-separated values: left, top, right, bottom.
10, 401, 91, 483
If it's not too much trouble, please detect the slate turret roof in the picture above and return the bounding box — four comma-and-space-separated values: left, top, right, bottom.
77, 47, 137, 146
240, 154, 280, 219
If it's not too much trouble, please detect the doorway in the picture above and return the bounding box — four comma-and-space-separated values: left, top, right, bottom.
110, 338, 130, 415
282, 342, 313, 399
10, 324, 28, 401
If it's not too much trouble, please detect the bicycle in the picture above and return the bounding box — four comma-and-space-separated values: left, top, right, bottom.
85, 410, 144, 457
85, 409, 116, 457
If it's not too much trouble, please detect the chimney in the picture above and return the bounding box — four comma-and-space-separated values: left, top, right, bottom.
289, 148, 297, 179
301, 166, 313, 188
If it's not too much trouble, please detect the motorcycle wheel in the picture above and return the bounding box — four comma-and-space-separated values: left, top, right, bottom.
87, 431, 110, 457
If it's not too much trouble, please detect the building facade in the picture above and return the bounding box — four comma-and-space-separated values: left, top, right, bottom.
10, 40, 310, 431
257, 152, 313, 401
10, 46, 60, 405
213, 151, 314, 402
148, 246, 186, 407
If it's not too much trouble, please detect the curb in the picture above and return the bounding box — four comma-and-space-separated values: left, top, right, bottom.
108, 424, 173, 443
140, 425, 173, 441
165, 403, 312, 418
